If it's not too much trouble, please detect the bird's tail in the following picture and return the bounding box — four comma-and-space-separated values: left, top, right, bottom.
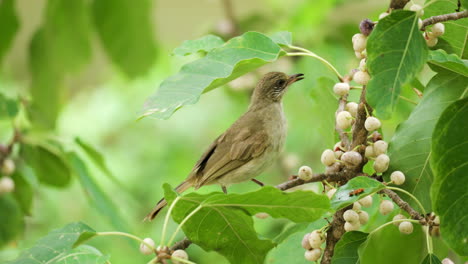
144, 181, 192, 221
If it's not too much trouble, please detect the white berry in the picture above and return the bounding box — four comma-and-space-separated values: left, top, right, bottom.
327, 188, 337, 199
359, 59, 367, 71
0, 177, 14, 194
139, 238, 155, 255
409, 4, 424, 16
442, 258, 455, 264
364, 116, 381, 131
418, 19, 423, 29
379, 200, 394, 215
344, 210, 359, 223
390, 171, 405, 185
334, 150, 344, 159
321, 149, 336, 166
344, 221, 361, 232
425, 35, 438, 47
1, 159, 15, 175
359, 195, 373, 207
353, 202, 362, 211
399, 221, 414, 234
355, 51, 365, 59
302, 233, 312, 250
172, 249, 189, 264
379, 12, 389, 20
333, 82, 350, 96
354, 71, 370, 85
346, 102, 358, 117
373, 140, 388, 155
304, 248, 322, 261
393, 214, 406, 226
358, 211, 369, 225
298, 166, 313, 181
341, 151, 362, 167
365, 145, 375, 158
432, 23, 445, 36
374, 154, 390, 173
352, 33, 367, 52
308, 230, 325, 249
336, 111, 353, 129
434, 215, 440, 225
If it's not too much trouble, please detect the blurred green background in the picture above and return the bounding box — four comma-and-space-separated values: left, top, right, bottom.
0, 0, 430, 263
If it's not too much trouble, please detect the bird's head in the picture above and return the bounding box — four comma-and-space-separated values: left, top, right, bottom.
251, 72, 304, 105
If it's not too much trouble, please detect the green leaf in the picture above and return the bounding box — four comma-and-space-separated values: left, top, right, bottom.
428, 49, 468, 76
424, 0, 468, 59
270, 31, 292, 46
29, 0, 92, 129
367, 10, 428, 119
68, 152, 129, 232
0, 92, 19, 119
0, 0, 19, 63
51, 245, 109, 264
273, 222, 310, 244
358, 223, 426, 264
11, 171, 33, 215
22, 143, 71, 187
331, 176, 385, 210
6, 222, 97, 264
0, 195, 24, 248
92, 0, 157, 77
332, 231, 368, 264
173, 34, 225, 56
141, 31, 284, 119
431, 97, 468, 256
164, 185, 330, 264
421, 254, 442, 264
385, 71, 468, 211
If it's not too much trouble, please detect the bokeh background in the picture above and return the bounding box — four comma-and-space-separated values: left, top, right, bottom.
0, 0, 431, 263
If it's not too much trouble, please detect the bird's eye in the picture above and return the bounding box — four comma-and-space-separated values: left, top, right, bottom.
276, 79, 286, 87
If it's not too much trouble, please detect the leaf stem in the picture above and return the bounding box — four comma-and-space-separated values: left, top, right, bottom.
398, 95, 418, 105
161, 196, 181, 246
386, 186, 426, 215
371, 218, 419, 234
286, 45, 343, 81
172, 256, 197, 264
146, 256, 158, 264
424, 226, 433, 254
167, 205, 203, 246
96, 231, 156, 251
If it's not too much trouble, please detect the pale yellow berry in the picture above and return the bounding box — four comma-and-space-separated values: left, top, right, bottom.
374, 154, 390, 173
373, 140, 388, 155
393, 214, 406, 226
344, 221, 361, 232
353, 202, 362, 211
336, 111, 353, 129
354, 71, 370, 85
434, 216, 440, 225
399, 221, 414, 234
390, 171, 405, 185
302, 233, 312, 250
359, 59, 367, 71
0, 177, 14, 194
333, 82, 350, 96
298, 166, 313, 181
409, 4, 424, 16
358, 211, 369, 225
344, 210, 360, 223
425, 34, 438, 47
1, 159, 15, 175
379, 200, 394, 215
346, 102, 358, 117
172, 249, 189, 264
364, 117, 381, 131
365, 145, 375, 158
308, 230, 325, 249
341, 151, 363, 168
432, 23, 445, 36
355, 51, 365, 59
321, 149, 336, 166
352, 33, 367, 52
304, 248, 322, 261
139, 238, 155, 255
359, 195, 373, 207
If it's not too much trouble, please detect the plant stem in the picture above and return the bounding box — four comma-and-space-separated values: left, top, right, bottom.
286, 45, 343, 81
96, 232, 155, 251
386, 186, 426, 215
172, 256, 197, 264
371, 218, 419, 234
424, 226, 433, 254
399, 95, 418, 105
167, 205, 203, 246
146, 256, 158, 264
161, 196, 181, 246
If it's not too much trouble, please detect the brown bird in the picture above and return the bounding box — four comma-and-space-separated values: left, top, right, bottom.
145, 72, 304, 220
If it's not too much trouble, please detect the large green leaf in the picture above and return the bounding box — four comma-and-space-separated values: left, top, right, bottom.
270, 31, 293, 46
0, 0, 19, 63
29, 0, 92, 129
332, 231, 368, 264
421, 254, 442, 264
424, 0, 468, 59
6, 222, 102, 264
431, 97, 468, 256
164, 184, 330, 264
367, 10, 428, 119
11, 171, 33, 215
92, 0, 157, 77
141, 32, 284, 119
0, 195, 24, 248
385, 71, 468, 211
427, 49, 468, 76
68, 152, 129, 232
22, 143, 71, 187
331, 176, 385, 210
358, 223, 425, 264
0, 92, 18, 119
173, 34, 225, 56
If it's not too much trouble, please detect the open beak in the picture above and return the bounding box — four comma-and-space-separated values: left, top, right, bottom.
287, 73, 305, 85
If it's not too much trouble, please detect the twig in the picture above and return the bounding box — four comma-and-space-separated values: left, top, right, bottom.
381, 189, 425, 223
390, 0, 410, 10
170, 238, 192, 251
275, 172, 346, 191
321, 205, 350, 264
421, 10, 468, 30
351, 86, 371, 151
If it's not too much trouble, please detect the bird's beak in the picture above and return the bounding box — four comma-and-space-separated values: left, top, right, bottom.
287, 73, 305, 85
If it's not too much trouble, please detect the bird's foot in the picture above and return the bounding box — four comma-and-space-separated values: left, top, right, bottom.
251, 178, 264, 186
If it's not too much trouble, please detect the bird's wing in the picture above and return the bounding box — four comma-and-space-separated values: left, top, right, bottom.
188, 126, 270, 188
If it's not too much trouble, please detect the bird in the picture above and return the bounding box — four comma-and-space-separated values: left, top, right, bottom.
145, 72, 304, 220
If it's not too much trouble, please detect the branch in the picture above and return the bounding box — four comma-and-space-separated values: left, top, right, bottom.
170, 238, 192, 252
275, 172, 346, 191
321, 205, 351, 264
389, 0, 410, 10
421, 10, 468, 30
351, 86, 371, 150
381, 189, 425, 223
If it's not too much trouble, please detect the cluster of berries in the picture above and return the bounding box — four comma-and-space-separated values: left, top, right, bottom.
139, 238, 189, 264
301, 230, 326, 261
0, 158, 15, 194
